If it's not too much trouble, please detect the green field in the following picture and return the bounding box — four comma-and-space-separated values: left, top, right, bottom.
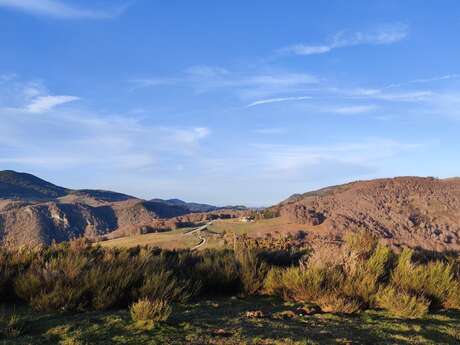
99, 228, 201, 249
2, 297, 460, 345
98, 218, 304, 251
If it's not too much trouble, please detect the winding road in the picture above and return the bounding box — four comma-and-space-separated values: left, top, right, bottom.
185, 221, 213, 250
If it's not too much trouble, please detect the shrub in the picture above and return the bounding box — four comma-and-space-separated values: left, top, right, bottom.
0, 310, 24, 338
195, 250, 240, 295
265, 265, 335, 303
236, 249, 269, 295
138, 270, 192, 303
14, 254, 89, 311
390, 248, 457, 309
342, 244, 393, 306
376, 287, 430, 319
316, 293, 362, 314
130, 298, 171, 327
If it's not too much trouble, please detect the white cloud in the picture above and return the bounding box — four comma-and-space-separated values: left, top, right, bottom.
0, 0, 128, 19
330, 105, 378, 114
385, 74, 460, 89
253, 128, 287, 135
279, 24, 408, 56
345, 88, 433, 102
0, 78, 211, 176
26, 95, 80, 113
247, 96, 311, 107
130, 67, 318, 100
253, 139, 421, 176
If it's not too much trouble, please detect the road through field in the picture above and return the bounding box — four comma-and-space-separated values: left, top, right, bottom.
186, 221, 213, 250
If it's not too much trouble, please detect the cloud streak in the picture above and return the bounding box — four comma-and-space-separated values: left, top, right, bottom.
278, 24, 408, 56
26, 95, 80, 113
247, 96, 311, 107
0, 0, 129, 19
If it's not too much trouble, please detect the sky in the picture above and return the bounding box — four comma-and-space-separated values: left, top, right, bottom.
1, 0, 460, 206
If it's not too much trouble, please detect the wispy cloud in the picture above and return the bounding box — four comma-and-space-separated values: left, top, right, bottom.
385, 74, 460, 89
130, 66, 318, 99
330, 105, 378, 114
278, 24, 408, 56
253, 139, 421, 176
253, 128, 287, 135
26, 95, 80, 113
0, 0, 129, 19
0, 78, 211, 175
247, 96, 311, 107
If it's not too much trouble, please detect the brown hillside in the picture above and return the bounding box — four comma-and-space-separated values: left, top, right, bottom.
275, 177, 460, 251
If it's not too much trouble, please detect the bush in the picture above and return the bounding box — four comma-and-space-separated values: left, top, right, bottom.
130, 298, 172, 327
376, 287, 430, 319
236, 249, 269, 295
390, 249, 458, 309
0, 310, 24, 338
316, 293, 362, 314
195, 250, 240, 295
138, 270, 192, 303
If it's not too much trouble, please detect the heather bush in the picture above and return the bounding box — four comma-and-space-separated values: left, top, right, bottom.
316, 293, 362, 314
195, 250, 240, 295
236, 248, 270, 295
390, 248, 458, 309
376, 286, 430, 318
130, 298, 171, 328
138, 270, 192, 303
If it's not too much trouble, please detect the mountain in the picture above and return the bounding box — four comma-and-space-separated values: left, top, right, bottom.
151, 198, 247, 213
0, 171, 194, 246
0, 170, 69, 200
274, 176, 460, 251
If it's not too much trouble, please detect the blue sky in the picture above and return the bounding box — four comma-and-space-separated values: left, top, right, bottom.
1, 0, 460, 205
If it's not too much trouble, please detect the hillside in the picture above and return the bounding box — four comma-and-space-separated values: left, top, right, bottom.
0, 170, 69, 200
274, 176, 460, 251
0, 171, 199, 246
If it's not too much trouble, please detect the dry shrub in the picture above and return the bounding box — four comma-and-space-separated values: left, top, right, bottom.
0, 311, 24, 338
130, 298, 171, 327
236, 248, 269, 295
342, 244, 393, 306
391, 248, 458, 309
376, 286, 430, 319
264, 266, 326, 302
316, 293, 362, 314
138, 270, 192, 303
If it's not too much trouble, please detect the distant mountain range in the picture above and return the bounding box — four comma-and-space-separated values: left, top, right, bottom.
0, 170, 244, 246
3, 170, 460, 252
151, 198, 247, 213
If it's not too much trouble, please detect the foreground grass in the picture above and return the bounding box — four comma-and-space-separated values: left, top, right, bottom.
2, 297, 460, 345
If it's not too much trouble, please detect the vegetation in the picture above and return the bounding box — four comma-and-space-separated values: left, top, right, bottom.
130, 298, 172, 328
1, 233, 460, 342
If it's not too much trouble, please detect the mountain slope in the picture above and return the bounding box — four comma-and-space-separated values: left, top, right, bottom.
275, 176, 460, 251
151, 198, 219, 213
0, 170, 69, 200
0, 171, 195, 246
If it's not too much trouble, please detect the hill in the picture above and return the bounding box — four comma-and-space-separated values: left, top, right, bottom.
151, 198, 219, 213
0, 170, 69, 200
0, 171, 201, 246
273, 176, 460, 251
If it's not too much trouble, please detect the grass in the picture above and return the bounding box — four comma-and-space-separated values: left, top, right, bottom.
98, 218, 306, 251
99, 228, 200, 249
208, 218, 302, 237
1, 297, 460, 344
